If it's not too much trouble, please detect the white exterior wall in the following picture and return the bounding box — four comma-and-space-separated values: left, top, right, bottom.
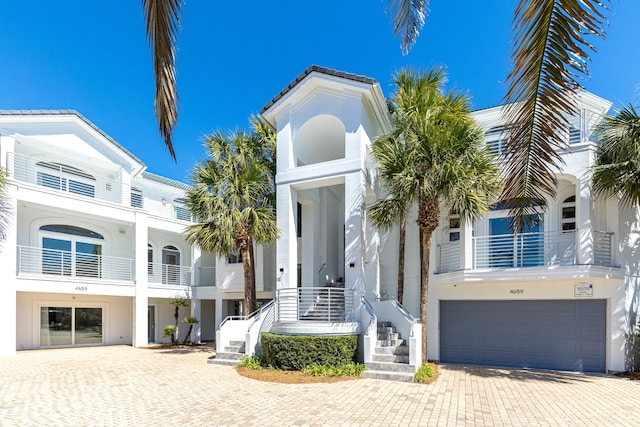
16, 292, 133, 350
1, 111, 267, 354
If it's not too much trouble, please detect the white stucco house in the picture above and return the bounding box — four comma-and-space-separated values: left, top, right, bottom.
0, 110, 275, 356
215, 65, 639, 377
3, 66, 639, 379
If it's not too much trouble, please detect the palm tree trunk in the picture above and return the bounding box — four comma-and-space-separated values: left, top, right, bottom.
420, 229, 432, 364
397, 212, 406, 304
241, 240, 257, 316
417, 196, 440, 364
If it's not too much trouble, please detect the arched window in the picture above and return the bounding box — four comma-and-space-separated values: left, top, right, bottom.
147, 243, 154, 275
162, 245, 181, 284
39, 225, 103, 277
561, 195, 576, 231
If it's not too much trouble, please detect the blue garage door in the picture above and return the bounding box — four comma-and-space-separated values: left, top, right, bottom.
440, 300, 606, 372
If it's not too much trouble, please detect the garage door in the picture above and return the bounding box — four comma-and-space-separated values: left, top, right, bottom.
440, 300, 606, 372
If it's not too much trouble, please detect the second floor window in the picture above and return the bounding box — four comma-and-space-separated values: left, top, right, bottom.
36, 162, 96, 198
562, 195, 576, 231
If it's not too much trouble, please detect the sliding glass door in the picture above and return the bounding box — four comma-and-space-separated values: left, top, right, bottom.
40, 306, 103, 347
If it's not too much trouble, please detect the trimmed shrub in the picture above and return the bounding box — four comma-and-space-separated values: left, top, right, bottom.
261, 333, 358, 370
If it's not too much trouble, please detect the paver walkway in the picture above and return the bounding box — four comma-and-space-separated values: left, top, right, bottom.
0, 345, 638, 426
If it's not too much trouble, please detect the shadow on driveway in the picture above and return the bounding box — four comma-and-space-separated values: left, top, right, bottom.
440, 364, 607, 384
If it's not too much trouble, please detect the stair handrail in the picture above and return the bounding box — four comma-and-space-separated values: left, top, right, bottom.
389, 299, 417, 327
360, 296, 376, 333
218, 299, 274, 330
247, 300, 274, 329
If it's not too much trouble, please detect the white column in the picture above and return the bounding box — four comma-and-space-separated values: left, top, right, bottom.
576, 177, 594, 265
0, 183, 17, 356
344, 172, 365, 294
190, 299, 201, 344
133, 212, 148, 347
460, 220, 474, 270
276, 183, 297, 289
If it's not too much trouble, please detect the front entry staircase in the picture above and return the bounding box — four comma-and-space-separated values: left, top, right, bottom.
208, 340, 246, 366
363, 321, 415, 382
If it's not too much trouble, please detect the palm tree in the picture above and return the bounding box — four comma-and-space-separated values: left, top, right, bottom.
377, 68, 501, 362
184, 120, 279, 316
592, 105, 640, 206
369, 131, 412, 304
386, 1, 610, 229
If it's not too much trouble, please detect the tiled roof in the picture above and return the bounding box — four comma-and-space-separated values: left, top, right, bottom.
0, 109, 143, 165
260, 65, 377, 115
142, 171, 191, 191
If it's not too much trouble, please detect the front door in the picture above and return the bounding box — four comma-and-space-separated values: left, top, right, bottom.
148, 306, 156, 343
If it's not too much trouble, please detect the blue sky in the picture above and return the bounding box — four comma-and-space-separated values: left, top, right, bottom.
1, 1, 638, 182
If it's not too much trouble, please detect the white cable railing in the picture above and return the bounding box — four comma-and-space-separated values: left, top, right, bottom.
473, 229, 577, 269
7, 152, 193, 222
198, 266, 216, 287
148, 262, 192, 286
17, 245, 133, 281
9, 152, 123, 204
438, 241, 461, 273
275, 287, 355, 322
594, 231, 613, 266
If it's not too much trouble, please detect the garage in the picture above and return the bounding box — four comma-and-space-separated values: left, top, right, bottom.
439, 300, 606, 372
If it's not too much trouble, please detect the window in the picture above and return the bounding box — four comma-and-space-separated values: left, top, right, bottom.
561, 195, 576, 231
489, 214, 543, 268
448, 215, 461, 242
228, 251, 242, 264
147, 244, 154, 275
131, 187, 144, 208
173, 198, 191, 221
162, 245, 181, 284
296, 203, 302, 238
36, 162, 95, 198
40, 306, 103, 347
40, 225, 103, 278
485, 126, 507, 155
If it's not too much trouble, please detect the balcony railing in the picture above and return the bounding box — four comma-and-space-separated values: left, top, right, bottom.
437, 229, 614, 273
7, 152, 192, 222
275, 287, 355, 322
17, 246, 134, 281
148, 263, 192, 286
198, 266, 216, 286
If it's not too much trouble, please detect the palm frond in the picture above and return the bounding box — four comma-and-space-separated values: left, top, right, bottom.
502, 0, 609, 229
592, 105, 640, 206
143, 0, 183, 161
385, 0, 429, 54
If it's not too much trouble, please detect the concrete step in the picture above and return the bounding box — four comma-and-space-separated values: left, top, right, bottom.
372, 353, 410, 364
224, 345, 244, 353
377, 326, 397, 334
375, 345, 410, 355
362, 369, 414, 383
377, 332, 399, 341
378, 321, 393, 328
228, 340, 245, 347
365, 361, 415, 374
207, 353, 244, 366
215, 352, 245, 361
376, 339, 406, 347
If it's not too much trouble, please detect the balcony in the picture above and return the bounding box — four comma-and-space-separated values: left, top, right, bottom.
437, 230, 614, 274
198, 266, 217, 287
148, 263, 192, 286
17, 246, 134, 282
7, 152, 192, 222
271, 287, 359, 335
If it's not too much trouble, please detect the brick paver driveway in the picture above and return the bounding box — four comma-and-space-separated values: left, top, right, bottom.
0, 345, 638, 426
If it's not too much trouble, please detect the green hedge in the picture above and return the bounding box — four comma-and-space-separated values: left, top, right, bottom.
261, 333, 358, 370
